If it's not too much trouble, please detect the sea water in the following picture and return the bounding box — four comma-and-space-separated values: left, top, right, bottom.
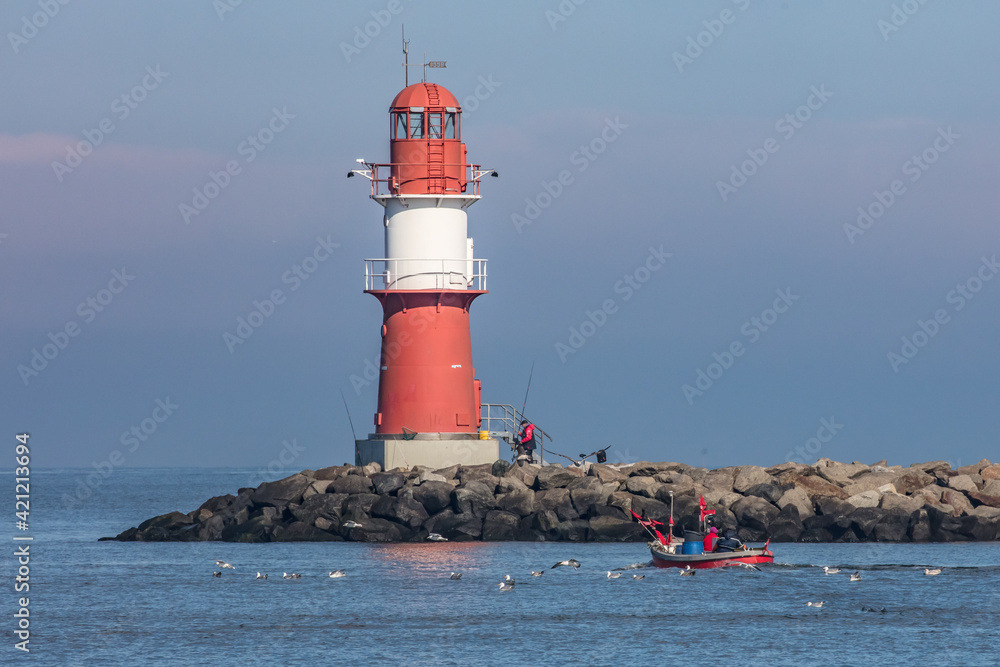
5, 468, 999, 666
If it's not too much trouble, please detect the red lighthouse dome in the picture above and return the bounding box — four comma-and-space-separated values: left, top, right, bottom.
388, 83, 467, 195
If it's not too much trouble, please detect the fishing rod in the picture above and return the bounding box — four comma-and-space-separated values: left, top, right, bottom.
340, 390, 361, 463
519, 360, 534, 420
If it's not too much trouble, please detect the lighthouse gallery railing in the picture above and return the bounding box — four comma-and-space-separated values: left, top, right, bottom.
364, 258, 487, 291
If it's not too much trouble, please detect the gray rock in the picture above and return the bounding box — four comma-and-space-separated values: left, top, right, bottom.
968, 491, 1000, 508
776, 487, 815, 518
496, 490, 537, 517
984, 479, 1000, 496
981, 464, 1000, 481
607, 491, 634, 513
452, 480, 497, 518
784, 474, 849, 500
587, 515, 646, 541
701, 467, 737, 493
873, 509, 910, 542
342, 517, 408, 542
424, 509, 483, 541
482, 510, 520, 541
744, 483, 783, 505
331, 475, 374, 496
411, 481, 455, 515
769, 504, 804, 542
290, 493, 347, 526
314, 465, 351, 481
504, 464, 539, 488
846, 490, 882, 509
497, 476, 529, 494
251, 474, 313, 508
221, 515, 274, 543
199, 495, 235, 513
947, 475, 978, 493
369, 496, 420, 529
492, 460, 511, 478
418, 471, 448, 484
534, 488, 571, 512
733, 466, 773, 494
813, 496, 855, 519
588, 463, 627, 484
623, 461, 683, 477
730, 496, 779, 532
880, 493, 924, 514
342, 493, 380, 518
842, 472, 900, 497
570, 487, 606, 516
432, 464, 461, 480
271, 521, 341, 542
909, 509, 931, 541
555, 519, 589, 541
625, 476, 660, 498
371, 472, 405, 496
892, 471, 935, 495
535, 466, 585, 490
942, 489, 973, 516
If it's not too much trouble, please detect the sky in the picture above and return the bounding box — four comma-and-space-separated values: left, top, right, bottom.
2, 1, 999, 476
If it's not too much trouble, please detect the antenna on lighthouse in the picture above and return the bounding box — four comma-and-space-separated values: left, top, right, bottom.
401, 27, 446, 85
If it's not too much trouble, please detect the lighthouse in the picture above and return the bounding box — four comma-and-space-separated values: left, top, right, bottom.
350, 80, 500, 470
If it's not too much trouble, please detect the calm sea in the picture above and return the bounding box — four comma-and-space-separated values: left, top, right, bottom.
4, 468, 999, 666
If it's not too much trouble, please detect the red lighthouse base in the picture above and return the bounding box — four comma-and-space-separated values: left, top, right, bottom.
366, 289, 484, 435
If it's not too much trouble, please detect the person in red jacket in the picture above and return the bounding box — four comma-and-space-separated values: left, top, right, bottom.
516, 420, 536, 463
703, 526, 718, 553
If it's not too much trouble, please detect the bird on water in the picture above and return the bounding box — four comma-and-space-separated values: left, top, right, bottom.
806, 601, 825, 608
449, 572, 462, 580
607, 571, 622, 579
850, 572, 862, 582
283, 572, 302, 579
924, 568, 942, 576
823, 567, 840, 575
530, 571, 544, 577
256, 572, 268, 580
214, 560, 235, 570
212, 571, 222, 578
680, 566, 695, 577
329, 570, 346, 578
427, 533, 448, 542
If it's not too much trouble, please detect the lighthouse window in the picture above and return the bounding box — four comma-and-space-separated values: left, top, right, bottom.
444, 113, 456, 139
409, 112, 424, 139
393, 112, 406, 139
428, 112, 442, 138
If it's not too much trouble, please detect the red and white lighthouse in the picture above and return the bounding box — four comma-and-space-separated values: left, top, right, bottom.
350, 81, 498, 469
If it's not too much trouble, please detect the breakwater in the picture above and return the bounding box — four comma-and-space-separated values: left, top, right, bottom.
104, 457, 1000, 543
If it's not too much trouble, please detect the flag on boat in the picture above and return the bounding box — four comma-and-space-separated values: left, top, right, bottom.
699, 494, 716, 522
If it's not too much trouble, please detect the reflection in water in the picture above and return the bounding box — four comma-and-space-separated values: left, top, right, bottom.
369, 542, 489, 576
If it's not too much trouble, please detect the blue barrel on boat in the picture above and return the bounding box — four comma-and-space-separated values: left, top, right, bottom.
682, 530, 704, 555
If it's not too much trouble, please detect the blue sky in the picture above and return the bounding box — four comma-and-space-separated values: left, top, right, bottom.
2, 1, 998, 474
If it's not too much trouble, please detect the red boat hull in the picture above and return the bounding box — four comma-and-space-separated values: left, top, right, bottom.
649, 545, 774, 569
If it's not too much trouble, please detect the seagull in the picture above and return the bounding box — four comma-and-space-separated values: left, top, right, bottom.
823, 567, 840, 575
530, 571, 544, 577
343, 521, 363, 529
734, 562, 761, 572
498, 581, 515, 592
850, 571, 862, 582
449, 572, 462, 580
328, 570, 346, 578
680, 565, 696, 577
212, 571, 222, 577
427, 533, 448, 542
924, 568, 942, 576
503, 574, 515, 585
256, 572, 268, 580
632, 575, 645, 580
607, 571, 622, 579
283, 572, 302, 579
551, 559, 581, 569
806, 601, 825, 608
214, 560, 235, 570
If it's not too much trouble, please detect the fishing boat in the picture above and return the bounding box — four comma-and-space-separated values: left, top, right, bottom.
630, 491, 774, 570
648, 539, 774, 570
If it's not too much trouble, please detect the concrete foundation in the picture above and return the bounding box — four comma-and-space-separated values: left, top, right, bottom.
356, 435, 500, 470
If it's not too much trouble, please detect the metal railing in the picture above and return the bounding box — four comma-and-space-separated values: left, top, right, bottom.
480, 403, 550, 462
364, 258, 487, 291
350, 163, 494, 197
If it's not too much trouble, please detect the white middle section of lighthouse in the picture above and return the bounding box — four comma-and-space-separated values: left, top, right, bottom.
382, 195, 479, 290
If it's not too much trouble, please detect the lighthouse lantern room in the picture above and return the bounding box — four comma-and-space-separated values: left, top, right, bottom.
350, 79, 499, 470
